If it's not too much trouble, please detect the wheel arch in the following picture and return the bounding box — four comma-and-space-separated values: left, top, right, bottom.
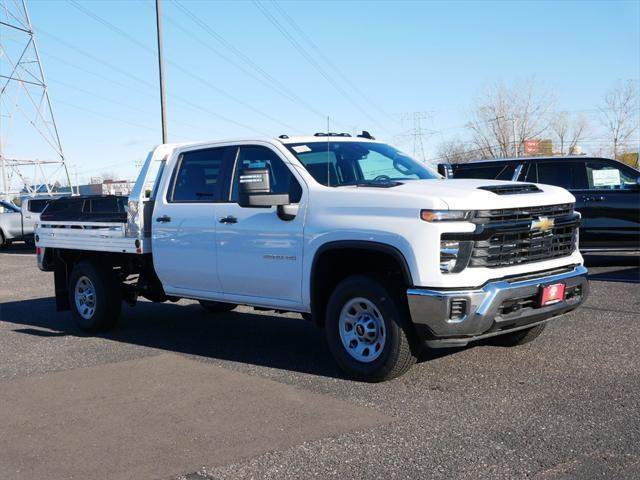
309, 240, 414, 326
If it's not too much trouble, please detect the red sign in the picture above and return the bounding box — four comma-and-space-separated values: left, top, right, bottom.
523, 139, 540, 155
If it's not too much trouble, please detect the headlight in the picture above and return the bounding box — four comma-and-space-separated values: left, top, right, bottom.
440, 239, 473, 273
421, 210, 473, 222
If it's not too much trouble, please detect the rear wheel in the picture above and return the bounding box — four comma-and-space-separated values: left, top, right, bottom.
68, 261, 122, 332
198, 300, 237, 313
489, 323, 547, 347
325, 274, 417, 382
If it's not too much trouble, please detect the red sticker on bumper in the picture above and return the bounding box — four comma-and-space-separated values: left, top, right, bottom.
541, 283, 566, 306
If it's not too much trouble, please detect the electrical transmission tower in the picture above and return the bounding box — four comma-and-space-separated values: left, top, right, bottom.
397, 112, 434, 162
0, 0, 72, 200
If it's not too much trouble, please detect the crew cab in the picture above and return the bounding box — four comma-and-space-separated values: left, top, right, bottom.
35, 134, 589, 381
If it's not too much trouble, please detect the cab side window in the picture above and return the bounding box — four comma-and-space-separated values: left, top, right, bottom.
586, 161, 637, 190
169, 147, 232, 202
230, 146, 302, 203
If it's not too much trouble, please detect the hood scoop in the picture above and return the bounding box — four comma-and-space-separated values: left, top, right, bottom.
478, 184, 542, 195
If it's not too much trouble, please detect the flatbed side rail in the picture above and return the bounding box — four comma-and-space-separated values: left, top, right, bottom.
37, 221, 150, 254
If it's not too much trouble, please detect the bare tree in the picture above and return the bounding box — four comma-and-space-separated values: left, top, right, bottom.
436, 138, 477, 164
466, 79, 555, 159
551, 111, 589, 155
599, 80, 639, 159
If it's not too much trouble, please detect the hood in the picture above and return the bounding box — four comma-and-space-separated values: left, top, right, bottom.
388, 178, 575, 210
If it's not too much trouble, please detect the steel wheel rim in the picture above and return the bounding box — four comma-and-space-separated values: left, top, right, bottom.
74, 275, 96, 320
338, 297, 386, 363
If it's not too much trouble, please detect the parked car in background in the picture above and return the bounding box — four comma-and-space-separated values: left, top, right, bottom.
1, 197, 56, 248
439, 157, 640, 252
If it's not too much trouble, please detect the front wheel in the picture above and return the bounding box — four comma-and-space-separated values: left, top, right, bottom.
325, 275, 417, 382
68, 261, 122, 332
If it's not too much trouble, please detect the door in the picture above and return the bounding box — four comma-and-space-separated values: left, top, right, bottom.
0, 202, 22, 239
216, 145, 305, 303
152, 146, 235, 294
576, 159, 640, 249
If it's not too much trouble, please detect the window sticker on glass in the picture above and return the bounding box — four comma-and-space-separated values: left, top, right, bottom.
592, 169, 621, 187
292, 145, 312, 153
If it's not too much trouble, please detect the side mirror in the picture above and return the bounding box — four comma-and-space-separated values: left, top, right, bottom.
238, 168, 290, 208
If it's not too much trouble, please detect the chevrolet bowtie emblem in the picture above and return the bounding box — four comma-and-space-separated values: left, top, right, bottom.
531, 216, 554, 232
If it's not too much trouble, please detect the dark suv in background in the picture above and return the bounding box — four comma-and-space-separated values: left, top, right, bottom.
439, 157, 640, 251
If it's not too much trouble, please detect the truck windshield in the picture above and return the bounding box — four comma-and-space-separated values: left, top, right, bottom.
285, 141, 439, 187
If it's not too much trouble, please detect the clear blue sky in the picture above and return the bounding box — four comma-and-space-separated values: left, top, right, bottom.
6, 0, 640, 183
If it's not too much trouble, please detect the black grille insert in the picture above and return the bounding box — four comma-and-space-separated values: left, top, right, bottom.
469, 224, 577, 268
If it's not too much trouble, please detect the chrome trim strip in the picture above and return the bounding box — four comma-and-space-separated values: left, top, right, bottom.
407, 265, 588, 299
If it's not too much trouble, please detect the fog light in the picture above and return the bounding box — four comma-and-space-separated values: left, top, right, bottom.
440, 239, 473, 273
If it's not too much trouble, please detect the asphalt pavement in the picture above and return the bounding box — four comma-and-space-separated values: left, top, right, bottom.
0, 245, 638, 479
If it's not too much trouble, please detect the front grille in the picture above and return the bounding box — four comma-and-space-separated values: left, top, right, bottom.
468, 203, 578, 268
474, 203, 573, 224
469, 225, 577, 268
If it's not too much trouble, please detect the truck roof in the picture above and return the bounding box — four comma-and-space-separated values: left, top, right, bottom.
156, 134, 378, 151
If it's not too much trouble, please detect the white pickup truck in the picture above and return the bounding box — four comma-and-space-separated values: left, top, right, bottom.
35, 134, 588, 381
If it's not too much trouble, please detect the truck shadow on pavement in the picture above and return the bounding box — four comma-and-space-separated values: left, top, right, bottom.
1, 297, 458, 380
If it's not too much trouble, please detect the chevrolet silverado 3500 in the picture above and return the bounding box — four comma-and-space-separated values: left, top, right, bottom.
35, 135, 588, 381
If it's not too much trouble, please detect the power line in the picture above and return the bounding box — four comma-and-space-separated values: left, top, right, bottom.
39, 32, 269, 135
66, 0, 300, 134
252, 0, 393, 136
270, 0, 396, 125
171, 0, 340, 129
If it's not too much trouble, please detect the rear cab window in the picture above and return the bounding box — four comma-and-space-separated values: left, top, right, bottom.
168, 147, 234, 203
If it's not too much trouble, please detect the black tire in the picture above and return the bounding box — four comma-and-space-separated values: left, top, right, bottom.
325, 274, 417, 382
68, 261, 122, 332
0, 230, 11, 250
198, 300, 237, 313
489, 323, 547, 347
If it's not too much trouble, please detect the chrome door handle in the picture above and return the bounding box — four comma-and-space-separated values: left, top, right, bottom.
156, 215, 171, 223
593, 195, 606, 201
219, 216, 238, 224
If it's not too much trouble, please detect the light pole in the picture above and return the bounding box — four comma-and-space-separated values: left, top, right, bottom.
155, 0, 168, 144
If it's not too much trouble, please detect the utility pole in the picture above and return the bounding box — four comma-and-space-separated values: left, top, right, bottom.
155, 0, 168, 144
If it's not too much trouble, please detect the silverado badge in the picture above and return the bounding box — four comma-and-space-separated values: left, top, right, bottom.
531, 216, 555, 232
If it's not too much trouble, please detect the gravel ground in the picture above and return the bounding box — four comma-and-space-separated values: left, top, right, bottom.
1, 246, 639, 479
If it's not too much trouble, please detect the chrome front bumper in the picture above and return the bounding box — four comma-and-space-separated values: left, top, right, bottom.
407, 265, 589, 347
